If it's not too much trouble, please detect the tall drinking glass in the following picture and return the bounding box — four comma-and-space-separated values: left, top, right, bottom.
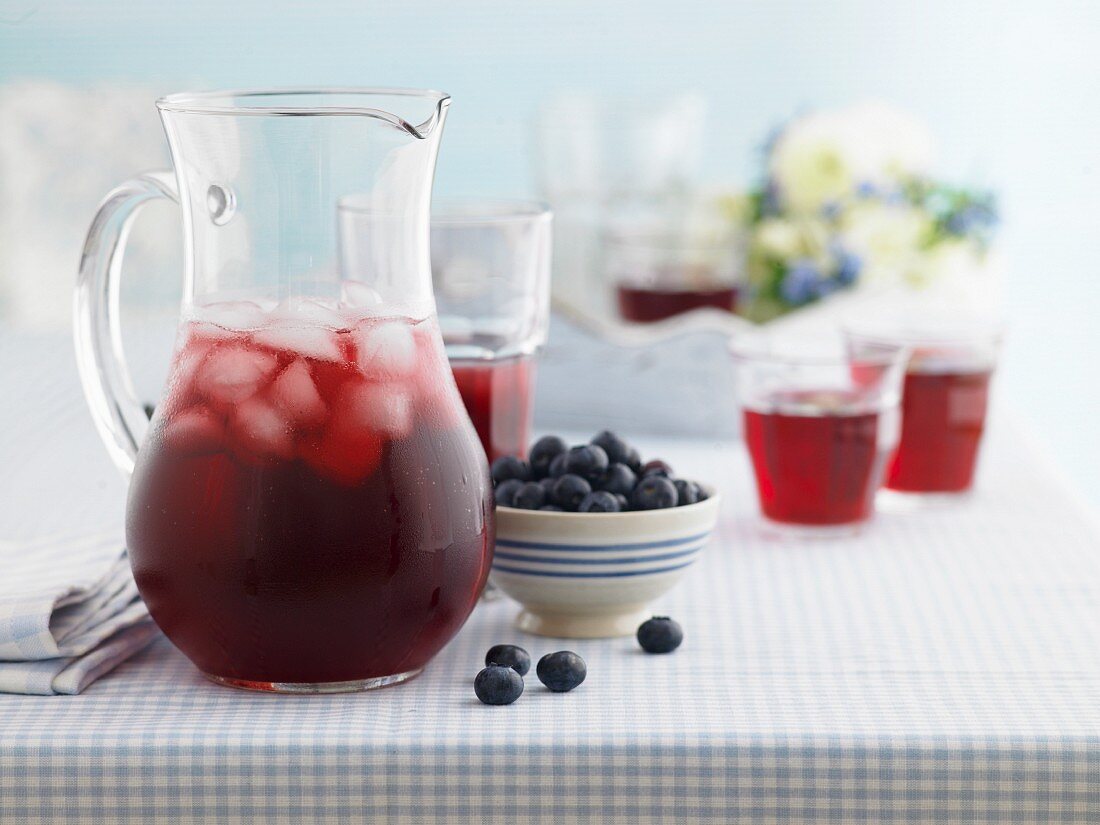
428, 201, 552, 462
731, 334, 908, 536
844, 315, 1002, 505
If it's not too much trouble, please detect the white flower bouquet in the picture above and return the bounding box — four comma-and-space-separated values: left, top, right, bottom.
725, 103, 998, 322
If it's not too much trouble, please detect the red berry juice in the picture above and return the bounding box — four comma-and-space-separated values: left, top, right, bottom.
617, 284, 739, 323
744, 390, 893, 526
886, 367, 992, 493
449, 355, 534, 462
127, 308, 494, 688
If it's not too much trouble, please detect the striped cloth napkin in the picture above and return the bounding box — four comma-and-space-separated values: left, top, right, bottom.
0, 532, 158, 695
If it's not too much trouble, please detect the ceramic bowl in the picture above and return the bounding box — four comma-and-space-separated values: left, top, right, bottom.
490, 489, 720, 638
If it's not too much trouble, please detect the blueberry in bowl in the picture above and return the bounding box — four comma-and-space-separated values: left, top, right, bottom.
488, 431, 719, 639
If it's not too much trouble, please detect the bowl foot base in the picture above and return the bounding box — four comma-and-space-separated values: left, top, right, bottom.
515, 607, 650, 639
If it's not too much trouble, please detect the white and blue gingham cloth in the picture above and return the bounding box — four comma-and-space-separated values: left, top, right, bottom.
0, 533, 157, 695
0, 420, 1099, 822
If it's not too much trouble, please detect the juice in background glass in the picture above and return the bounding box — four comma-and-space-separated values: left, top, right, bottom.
844, 316, 1001, 501
887, 363, 993, 494
607, 229, 742, 325
450, 355, 535, 462
128, 304, 493, 689
617, 283, 740, 323
428, 201, 552, 464
732, 335, 907, 535
744, 390, 891, 525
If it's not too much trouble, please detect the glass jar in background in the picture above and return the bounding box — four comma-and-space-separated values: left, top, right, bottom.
731, 333, 908, 537
429, 201, 552, 462
534, 93, 706, 325
606, 224, 742, 324
844, 314, 1003, 506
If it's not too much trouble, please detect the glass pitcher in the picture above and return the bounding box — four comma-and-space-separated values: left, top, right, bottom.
74, 89, 494, 693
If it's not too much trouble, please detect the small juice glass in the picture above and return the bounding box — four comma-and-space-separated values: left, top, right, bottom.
731, 334, 908, 536
845, 315, 1002, 505
429, 201, 552, 462
606, 221, 741, 324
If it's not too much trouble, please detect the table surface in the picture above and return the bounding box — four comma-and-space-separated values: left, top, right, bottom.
2, 330, 1100, 823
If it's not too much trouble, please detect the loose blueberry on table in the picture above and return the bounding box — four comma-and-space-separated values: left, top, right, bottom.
536, 651, 587, 692
636, 616, 684, 654
490, 431, 707, 513
474, 665, 525, 705
485, 644, 531, 676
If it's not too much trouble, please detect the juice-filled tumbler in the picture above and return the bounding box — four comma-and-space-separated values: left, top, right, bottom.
428, 201, 552, 462
845, 315, 1002, 504
731, 334, 908, 536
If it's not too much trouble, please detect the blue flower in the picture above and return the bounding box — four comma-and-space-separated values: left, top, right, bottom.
835, 250, 862, 285
855, 180, 878, 198
946, 204, 998, 236
762, 180, 782, 217
882, 188, 908, 205
780, 259, 822, 305
812, 277, 839, 299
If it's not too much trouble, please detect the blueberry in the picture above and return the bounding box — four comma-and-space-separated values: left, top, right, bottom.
485, 644, 531, 675
564, 444, 609, 481
631, 476, 678, 510
552, 474, 592, 511
494, 479, 524, 507
614, 493, 631, 511
529, 435, 568, 479
513, 482, 546, 510
548, 453, 568, 478
578, 491, 621, 513
673, 479, 702, 506
492, 456, 530, 484
642, 459, 673, 478
539, 504, 564, 511
624, 446, 643, 474
598, 463, 637, 496
636, 616, 683, 654
536, 651, 586, 692
591, 430, 632, 465
474, 665, 524, 705
538, 477, 557, 496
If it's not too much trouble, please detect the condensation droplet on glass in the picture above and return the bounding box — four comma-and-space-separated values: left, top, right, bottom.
207, 184, 236, 226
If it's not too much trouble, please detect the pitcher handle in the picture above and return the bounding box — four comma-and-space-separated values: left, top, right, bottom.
73, 170, 179, 476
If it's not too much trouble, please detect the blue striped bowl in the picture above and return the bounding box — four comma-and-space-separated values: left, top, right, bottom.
491, 489, 720, 638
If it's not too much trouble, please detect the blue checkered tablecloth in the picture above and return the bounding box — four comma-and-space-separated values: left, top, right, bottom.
1, 331, 1099, 822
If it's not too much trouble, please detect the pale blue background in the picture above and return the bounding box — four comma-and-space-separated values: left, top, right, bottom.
3, 0, 1100, 503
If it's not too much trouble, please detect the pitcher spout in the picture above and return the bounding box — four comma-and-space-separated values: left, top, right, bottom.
153, 87, 450, 306
157, 87, 451, 139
